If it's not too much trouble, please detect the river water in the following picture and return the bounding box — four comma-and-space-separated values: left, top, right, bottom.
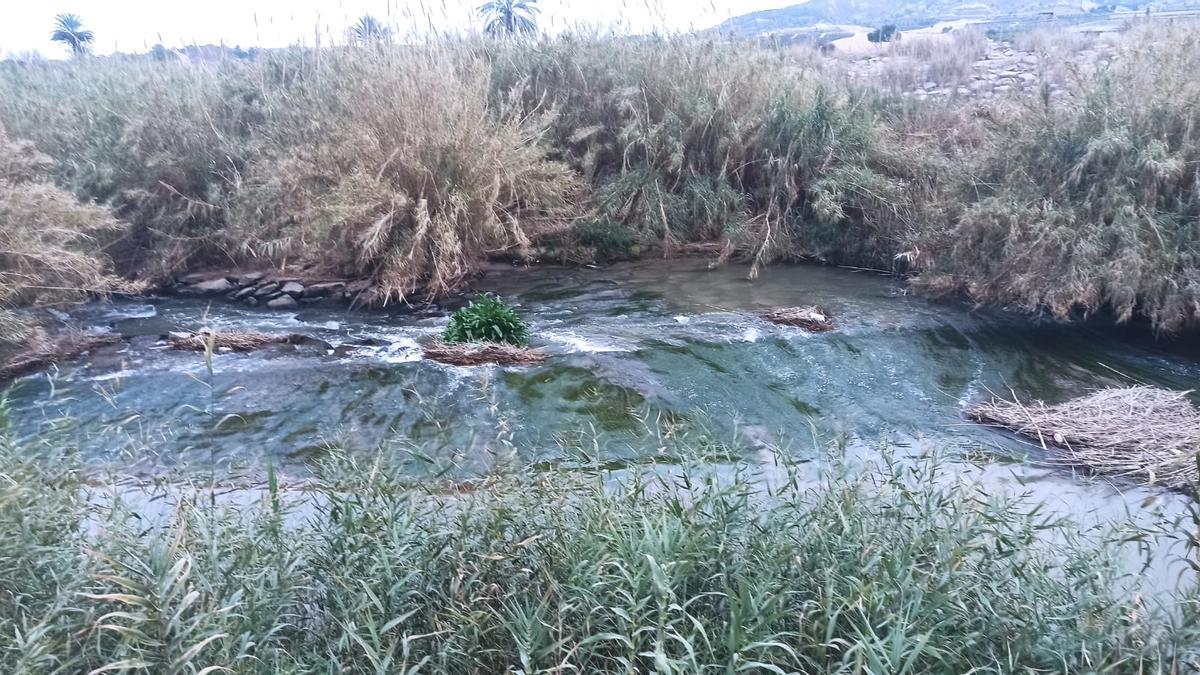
6, 260, 1199, 541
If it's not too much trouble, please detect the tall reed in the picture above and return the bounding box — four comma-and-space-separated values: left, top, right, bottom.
2, 22, 1200, 328
0, 419, 1197, 672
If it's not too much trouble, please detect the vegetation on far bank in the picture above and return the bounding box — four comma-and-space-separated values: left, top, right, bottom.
1, 21, 1200, 333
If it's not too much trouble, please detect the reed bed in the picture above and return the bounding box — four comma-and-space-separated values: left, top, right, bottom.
971, 386, 1200, 490
0, 420, 1198, 673
3, 22, 1200, 330
0, 124, 120, 352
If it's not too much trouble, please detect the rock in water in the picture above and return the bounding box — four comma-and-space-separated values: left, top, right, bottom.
268, 295, 299, 309
183, 278, 234, 294
281, 282, 305, 296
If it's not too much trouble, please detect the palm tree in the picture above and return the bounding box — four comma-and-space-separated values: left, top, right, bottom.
478, 0, 540, 38
50, 14, 95, 57
351, 15, 392, 44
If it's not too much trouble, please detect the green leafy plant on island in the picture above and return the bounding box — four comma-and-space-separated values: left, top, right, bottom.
442, 294, 530, 346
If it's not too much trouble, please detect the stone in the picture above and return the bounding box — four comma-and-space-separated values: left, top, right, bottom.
245, 296, 259, 307
267, 295, 298, 309
254, 282, 281, 298
281, 281, 305, 296
178, 272, 214, 284
232, 286, 257, 300
238, 271, 265, 285
304, 281, 346, 297
184, 278, 234, 294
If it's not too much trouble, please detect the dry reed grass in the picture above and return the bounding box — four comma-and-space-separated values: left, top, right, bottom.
0, 330, 121, 381
166, 329, 312, 352
762, 306, 835, 332
2, 23, 1200, 330
423, 341, 546, 366
0, 125, 118, 319
971, 386, 1200, 490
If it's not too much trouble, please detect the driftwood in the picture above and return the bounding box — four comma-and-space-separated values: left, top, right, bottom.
970, 386, 1200, 490
167, 329, 313, 352
762, 306, 835, 332
0, 332, 122, 381
423, 342, 546, 366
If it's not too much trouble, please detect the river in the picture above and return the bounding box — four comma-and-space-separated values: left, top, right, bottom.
5, 260, 1198, 552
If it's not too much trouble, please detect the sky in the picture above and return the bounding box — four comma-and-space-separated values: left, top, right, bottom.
0, 0, 800, 58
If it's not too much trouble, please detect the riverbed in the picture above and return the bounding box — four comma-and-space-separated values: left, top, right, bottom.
6, 260, 1198, 533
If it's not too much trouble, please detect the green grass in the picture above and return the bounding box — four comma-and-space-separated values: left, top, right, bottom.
443, 294, 531, 346
0, 414, 1198, 672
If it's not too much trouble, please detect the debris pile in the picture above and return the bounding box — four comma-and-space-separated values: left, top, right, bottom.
423, 342, 546, 366
762, 306, 835, 332
167, 328, 312, 352
970, 387, 1200, 490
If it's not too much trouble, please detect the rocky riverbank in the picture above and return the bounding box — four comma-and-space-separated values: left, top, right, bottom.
170, 272, 369, 309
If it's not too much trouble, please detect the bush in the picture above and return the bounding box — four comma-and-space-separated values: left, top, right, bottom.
574, 219, 635, 261
915, 22, 1200, 331
227, 47, 578, 304
442, 294, 530, 346
0, 124, 118, 351
868, 24, 900, 43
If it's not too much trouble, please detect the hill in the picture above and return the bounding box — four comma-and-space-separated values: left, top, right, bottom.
714, 0, 1166, 35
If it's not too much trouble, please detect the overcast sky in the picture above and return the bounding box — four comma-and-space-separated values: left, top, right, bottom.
0, 0, 799, 58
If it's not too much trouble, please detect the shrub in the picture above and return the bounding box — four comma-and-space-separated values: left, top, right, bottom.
228, 47, 578, 304
574, 219, 635, 261
442, 294, 530, 346
868, 24, 900, 43
0, 57, 244, 279
0, 124, 118, 351
915, 22, 1200, 331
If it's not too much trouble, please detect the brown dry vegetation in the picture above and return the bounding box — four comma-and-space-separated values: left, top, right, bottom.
0, 331, 121, 381
166, 329, 313, 352
423, 341, 546, 366
883, 29, 989, 88
762, 306, 836, 331
0, 124, 120, 353
0, 21, 1198, 330
971, 387, 1200, 490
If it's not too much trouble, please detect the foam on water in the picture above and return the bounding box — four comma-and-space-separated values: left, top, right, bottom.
544, 329, 628, 354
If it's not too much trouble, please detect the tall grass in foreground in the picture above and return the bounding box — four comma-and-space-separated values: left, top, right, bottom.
1, 425, 1198, 672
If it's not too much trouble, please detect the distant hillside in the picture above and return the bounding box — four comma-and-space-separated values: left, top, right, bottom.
715, 1, 1171, 35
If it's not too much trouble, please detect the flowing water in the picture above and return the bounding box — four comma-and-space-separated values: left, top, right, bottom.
6, 260, 1199, 550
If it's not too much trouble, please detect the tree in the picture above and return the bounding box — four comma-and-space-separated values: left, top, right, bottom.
351, 15, 392, 44
50, 14, 95, 57
867, 24, 900, 44
478, 0, 540, 38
